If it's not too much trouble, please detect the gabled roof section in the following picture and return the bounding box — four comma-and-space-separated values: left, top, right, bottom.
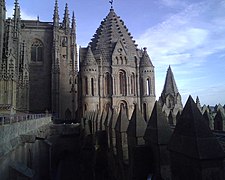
162, 66, 179, 96
112, 40, 127, 56
89, 8, 137, 62
168, 96, 225, 160
144, 101, 172, 145
140, 48, 153, 67
127, 105, 147, 138
82, 46, 97, 66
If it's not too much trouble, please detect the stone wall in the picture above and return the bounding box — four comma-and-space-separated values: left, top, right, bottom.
0, 115, 51, 180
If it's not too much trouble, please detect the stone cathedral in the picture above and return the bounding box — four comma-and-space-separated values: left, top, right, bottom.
0, 0, 182, 121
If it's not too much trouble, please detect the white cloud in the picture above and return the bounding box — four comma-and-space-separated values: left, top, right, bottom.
137, 0, 225, 103
6, 6, 36, 20
159, 0, 187, 7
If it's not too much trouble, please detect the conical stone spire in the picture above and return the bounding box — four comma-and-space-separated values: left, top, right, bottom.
82, 46, 97, 66
162, 66, 179, 96
140, 47, 153, 67
168, 96, 225, 159
159, 65, 183, 116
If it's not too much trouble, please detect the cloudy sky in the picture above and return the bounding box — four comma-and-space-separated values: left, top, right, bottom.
6, 0, 225, 106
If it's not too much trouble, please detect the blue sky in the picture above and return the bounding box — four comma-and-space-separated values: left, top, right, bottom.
6, 0, 225, 106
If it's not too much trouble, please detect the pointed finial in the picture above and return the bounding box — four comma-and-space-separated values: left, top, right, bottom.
72, 11, 76, 30
13, 0, 20, 21
53, 0, 59, 26
109, 0, 114, 9
14, 0, 19, 5
63, 3, 70, 29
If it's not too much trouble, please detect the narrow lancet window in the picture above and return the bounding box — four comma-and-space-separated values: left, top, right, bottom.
119, 70, 127, 96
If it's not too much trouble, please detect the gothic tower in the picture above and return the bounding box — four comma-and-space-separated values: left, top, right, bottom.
0, 0, 21, 114
140, 47, 155, 121
159, 66, 183, 117
52, 1, 78, 119
79, 8, 155, 119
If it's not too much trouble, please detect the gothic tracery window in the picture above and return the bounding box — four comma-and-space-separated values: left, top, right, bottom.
31, 39, 43, 62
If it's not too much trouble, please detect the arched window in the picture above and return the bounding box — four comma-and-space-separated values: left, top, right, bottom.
146, 78, 151, 96
131, 73, 135, 95
120, 100, 128, 116
140, 78, 144, 96
119, 70, 127, 96
91, 78, 94, 96
120, 56, 123, 64
31, 39, 43, 62
105, 73, 111, 96
84, 77, 88, 95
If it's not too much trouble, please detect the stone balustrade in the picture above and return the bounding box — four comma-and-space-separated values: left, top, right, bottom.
0, 114, 50, 125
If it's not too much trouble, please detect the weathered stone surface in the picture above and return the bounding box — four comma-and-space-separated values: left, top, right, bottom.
144, 101, 172, 145
169, 96, 225, 159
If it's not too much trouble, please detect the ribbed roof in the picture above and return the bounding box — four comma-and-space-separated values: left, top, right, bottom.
89, 8, 137, 62
168, 96, 225, 159
162, 66, 179, 96
82, 46, 97, 66
144, 101, 172, 145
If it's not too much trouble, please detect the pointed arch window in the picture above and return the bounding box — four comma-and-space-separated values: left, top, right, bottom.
120, 100, 128, 117
119, 70, 127, 96
31, 39, 43, 62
